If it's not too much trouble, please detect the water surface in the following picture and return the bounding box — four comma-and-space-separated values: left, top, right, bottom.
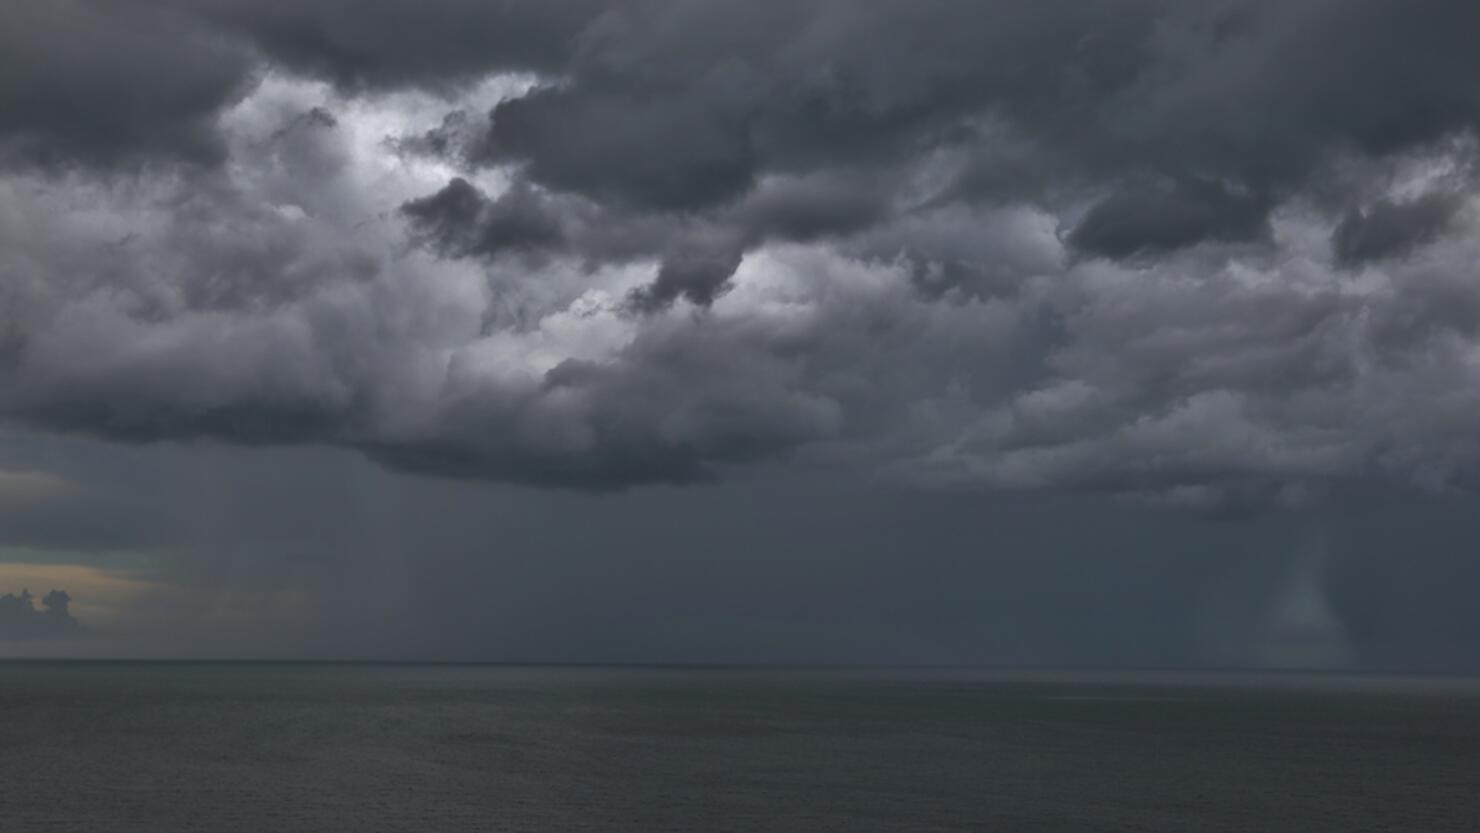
0, 664, 1475, 831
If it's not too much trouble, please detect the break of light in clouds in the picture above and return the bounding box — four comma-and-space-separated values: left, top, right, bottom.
3, 0, 1480, 669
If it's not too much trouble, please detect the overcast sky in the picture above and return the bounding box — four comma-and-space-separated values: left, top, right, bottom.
3, 0, 1480, 670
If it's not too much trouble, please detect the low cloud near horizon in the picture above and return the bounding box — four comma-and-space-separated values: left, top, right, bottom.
0, 587, 80, 641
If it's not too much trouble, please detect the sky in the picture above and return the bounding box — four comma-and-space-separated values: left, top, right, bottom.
2, 0, 1480, 670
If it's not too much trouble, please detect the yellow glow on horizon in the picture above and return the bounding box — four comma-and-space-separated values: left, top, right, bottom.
0, 563, 159, 627
0, 469, 75, 502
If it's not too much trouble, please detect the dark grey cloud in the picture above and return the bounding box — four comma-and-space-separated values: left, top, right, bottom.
0, 589, 79, 641
369, 0, 1480, 288
733, 172, 894, 246
625, 240, 744, 314
486, 85, 759, 212
398, 167, 895, 293
361, 305, 845, 488
1331, 192, 1465, 267
178, 0, 605, 89
431, 1, 1480, 254
0, 2, 252, 169
1067, 177, 1272, 259
2, 0, 1480, 506
402, 178, 566, 262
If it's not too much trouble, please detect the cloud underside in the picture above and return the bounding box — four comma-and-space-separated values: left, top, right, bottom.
5, 0, 1480, 503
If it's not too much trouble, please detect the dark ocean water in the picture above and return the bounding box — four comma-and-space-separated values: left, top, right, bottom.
0, 664, 1476, 832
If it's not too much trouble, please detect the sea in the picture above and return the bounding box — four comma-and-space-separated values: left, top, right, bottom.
0, 663, 1475, 832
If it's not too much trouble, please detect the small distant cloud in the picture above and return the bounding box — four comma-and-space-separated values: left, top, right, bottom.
0, 588, 80, 640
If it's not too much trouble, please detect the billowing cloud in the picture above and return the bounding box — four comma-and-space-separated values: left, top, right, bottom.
3, 0, 1480, 507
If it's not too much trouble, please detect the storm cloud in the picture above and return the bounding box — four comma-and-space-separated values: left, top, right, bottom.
3, 0, 1480, 508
